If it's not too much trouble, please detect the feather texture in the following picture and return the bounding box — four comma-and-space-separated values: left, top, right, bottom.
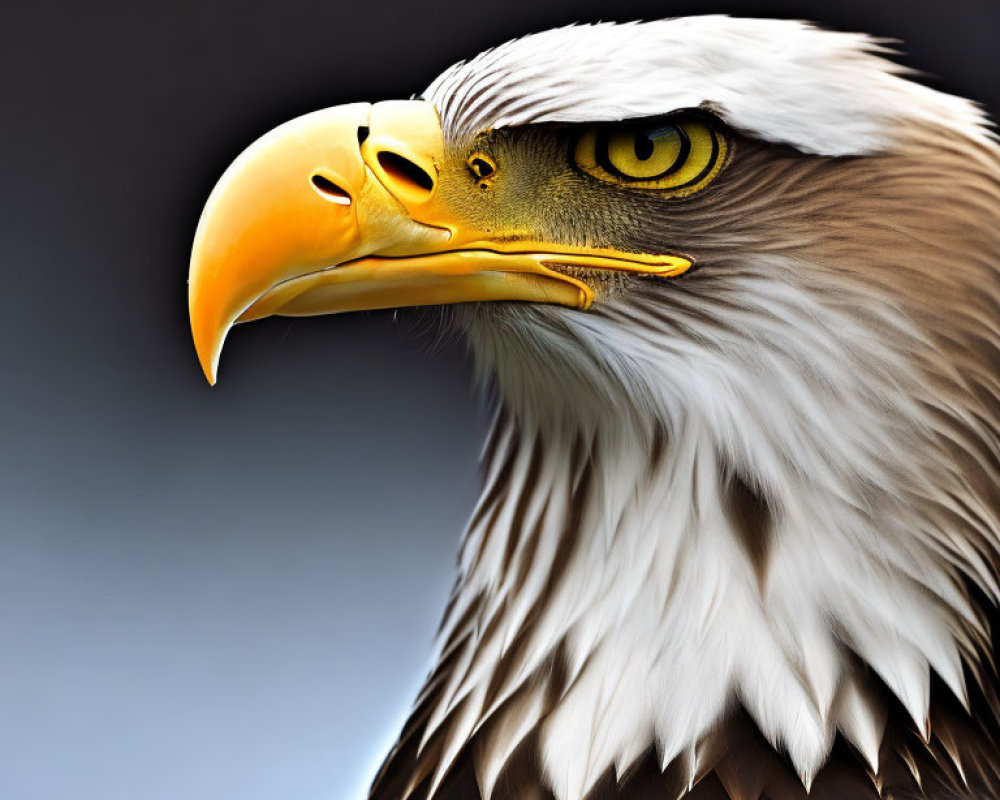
370, 17, 1000, 800
424, 16, 990, 156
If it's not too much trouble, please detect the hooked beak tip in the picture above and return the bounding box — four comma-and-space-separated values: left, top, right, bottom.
192, 318, 226, 387
198, 349, 219, 387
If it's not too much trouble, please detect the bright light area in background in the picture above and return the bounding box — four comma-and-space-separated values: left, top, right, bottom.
0, 313, 483, 800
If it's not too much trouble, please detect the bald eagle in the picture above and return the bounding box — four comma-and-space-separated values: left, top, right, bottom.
187, 16, 1000, 800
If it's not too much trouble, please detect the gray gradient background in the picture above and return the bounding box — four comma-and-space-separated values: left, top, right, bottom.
2, 1, 999, 799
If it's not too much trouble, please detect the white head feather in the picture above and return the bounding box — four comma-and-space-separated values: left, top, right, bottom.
425, 16, 989, 155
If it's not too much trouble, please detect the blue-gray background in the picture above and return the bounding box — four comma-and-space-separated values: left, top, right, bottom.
2, 1, 998, 799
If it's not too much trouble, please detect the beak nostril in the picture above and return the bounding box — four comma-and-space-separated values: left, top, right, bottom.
310, 174, 352, 205
376, 151, 435, 195
357, 126, 370, 145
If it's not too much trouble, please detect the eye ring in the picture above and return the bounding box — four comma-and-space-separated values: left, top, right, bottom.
572, 114, 728, 196
467, 152, 497, 185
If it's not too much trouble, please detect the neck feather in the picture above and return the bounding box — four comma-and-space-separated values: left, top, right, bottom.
416, 258, 999, 799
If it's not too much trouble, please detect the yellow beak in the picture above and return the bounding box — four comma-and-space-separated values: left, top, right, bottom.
188, 100, 691, 384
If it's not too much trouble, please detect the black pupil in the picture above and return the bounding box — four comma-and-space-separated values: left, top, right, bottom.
472, 158, 494, 178
633, 132, 655, 161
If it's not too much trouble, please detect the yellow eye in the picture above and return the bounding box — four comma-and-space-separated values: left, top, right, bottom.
573, 116, 728, 195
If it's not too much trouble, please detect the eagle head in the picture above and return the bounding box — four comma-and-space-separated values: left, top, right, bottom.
188, 16, 1000, 800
